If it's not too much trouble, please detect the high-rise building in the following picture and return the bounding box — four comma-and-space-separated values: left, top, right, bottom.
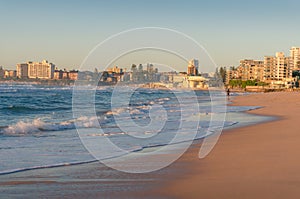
27, 60, 55, 79
187, 59, 199, 76
16, 63, 29, 78
264, 52, 293, 82
146, 63, 154, 73
290, 47, 300, 69
146, 63, 156, 81
138, 64, 143, 71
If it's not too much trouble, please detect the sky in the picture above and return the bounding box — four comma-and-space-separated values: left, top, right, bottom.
1, 0, 300, 72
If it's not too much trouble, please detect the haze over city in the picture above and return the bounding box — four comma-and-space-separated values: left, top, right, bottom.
1, 0, 300, 70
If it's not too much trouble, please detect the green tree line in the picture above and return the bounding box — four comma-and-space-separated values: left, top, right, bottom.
229, 79, 268, 88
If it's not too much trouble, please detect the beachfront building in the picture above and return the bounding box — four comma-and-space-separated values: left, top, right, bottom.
27, 60, 55, 79
107, 66, 123, 74
238, 59, 264, 81
290, 47, 300, 69
62, 70, 69, 79
4, 70, 16, 78
224, 47, 299, 88
263, 52, 293, 85
53, 69, 63, 80
17, 60, 56, 79
224, 60, 264, 84
225, 67, 240, 84
172, 73, 188, 88
187, 59, 199, 76
106, 66, 124, 82
68, 70, 79, 80
187, 75, 208, 89
53, 69, 78, 80
185, 59, 208, 88
16, 63, 29, 78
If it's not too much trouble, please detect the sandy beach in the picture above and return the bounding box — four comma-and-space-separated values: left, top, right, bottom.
153, 91, 300, 198
1, 91, 300, 198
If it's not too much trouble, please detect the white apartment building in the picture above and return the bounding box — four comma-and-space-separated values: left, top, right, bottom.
17, 60, 55, 79
290, 47, 300, 69
264, 52, 293, 83
28, 60, 55, 79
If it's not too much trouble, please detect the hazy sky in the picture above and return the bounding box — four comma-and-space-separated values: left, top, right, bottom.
1, 0, 300, 71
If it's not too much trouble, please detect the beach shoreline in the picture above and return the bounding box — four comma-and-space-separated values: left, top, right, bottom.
149, 91, 300, 199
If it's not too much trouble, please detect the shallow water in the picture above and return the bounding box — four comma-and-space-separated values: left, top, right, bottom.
0, 84, 270, 175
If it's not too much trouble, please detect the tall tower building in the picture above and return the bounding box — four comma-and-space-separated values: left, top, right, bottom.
290, 47, 300, 69
187, 59, 199, 75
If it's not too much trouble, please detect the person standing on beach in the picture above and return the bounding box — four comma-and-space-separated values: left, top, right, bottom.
227, 88, 230, 98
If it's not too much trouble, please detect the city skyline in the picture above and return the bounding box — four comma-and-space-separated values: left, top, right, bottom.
1, 0, 300, 70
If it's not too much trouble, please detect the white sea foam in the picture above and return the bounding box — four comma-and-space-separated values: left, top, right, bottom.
74, 116, 100, 128
2, 116, 102, 136
129, 109, 143, 115
106, 108, 128, 115
4, 119, 43, 135
158, 97, 170, 101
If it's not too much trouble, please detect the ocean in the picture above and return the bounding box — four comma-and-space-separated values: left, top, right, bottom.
0, 83, 269, 175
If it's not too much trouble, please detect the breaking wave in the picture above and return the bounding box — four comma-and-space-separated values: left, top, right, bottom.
1, 116, 101, 136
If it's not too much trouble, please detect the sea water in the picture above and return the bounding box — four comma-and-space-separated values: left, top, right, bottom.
0, 84, 269, 174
